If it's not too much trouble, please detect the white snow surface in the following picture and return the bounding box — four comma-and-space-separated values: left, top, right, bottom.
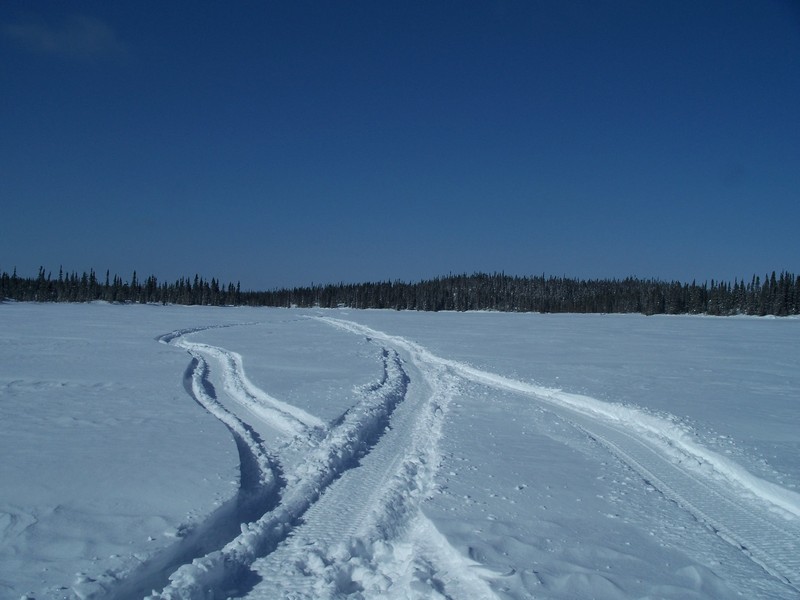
1, 303, 799, 599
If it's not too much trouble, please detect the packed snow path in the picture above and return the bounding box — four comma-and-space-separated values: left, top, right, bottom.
99, 317, 798, 599
318, 318, 800, 595
128, 321, 493, 600
244, 331, 495, 600
574, 416, 800, 588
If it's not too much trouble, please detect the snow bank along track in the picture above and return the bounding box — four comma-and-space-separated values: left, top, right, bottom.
88, 317, 798, 599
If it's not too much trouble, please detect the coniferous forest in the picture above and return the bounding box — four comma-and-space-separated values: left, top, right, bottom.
1, 267, 798, 316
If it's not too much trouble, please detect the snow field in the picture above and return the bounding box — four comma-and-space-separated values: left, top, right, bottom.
1, 304, 799, 599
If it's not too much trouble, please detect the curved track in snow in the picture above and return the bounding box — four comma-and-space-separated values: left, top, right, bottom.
119, 322, 493, 600
98, 327, 285, 600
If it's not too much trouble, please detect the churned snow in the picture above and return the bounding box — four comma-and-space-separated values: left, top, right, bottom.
1, 303, 798, 599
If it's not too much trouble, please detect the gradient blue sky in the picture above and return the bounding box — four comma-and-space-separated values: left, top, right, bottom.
2, 1, 799, 290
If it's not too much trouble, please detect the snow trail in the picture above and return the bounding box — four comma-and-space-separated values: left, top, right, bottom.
144, 320, 496, 599
149, 340, 417, 598
573, 417, 800, 589
94, 329, 286, 599
244, 341, 495, 599
318, 317, 800, 593
166, 331, 279, 490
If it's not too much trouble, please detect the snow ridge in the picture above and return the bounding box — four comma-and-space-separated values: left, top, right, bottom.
187, 341, 325, 437
172, 338, 278, 490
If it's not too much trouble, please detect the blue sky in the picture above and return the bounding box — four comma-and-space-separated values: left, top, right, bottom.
2, 1, 799, 290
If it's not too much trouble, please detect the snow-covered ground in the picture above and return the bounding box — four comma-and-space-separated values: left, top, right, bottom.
1, 303, 798, 599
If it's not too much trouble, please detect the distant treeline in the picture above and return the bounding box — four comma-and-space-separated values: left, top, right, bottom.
1, 267, 799, 316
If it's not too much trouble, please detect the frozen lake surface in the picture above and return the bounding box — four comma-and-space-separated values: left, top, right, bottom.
1, 303, 798, 599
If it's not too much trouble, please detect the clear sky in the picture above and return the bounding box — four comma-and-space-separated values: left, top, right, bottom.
2, 1, 799, 290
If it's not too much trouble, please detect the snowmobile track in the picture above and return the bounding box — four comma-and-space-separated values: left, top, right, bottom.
143, 320, 494, 600
144, 324, 444, 598
573, 416, 800, 591
319, 318, 800, 594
